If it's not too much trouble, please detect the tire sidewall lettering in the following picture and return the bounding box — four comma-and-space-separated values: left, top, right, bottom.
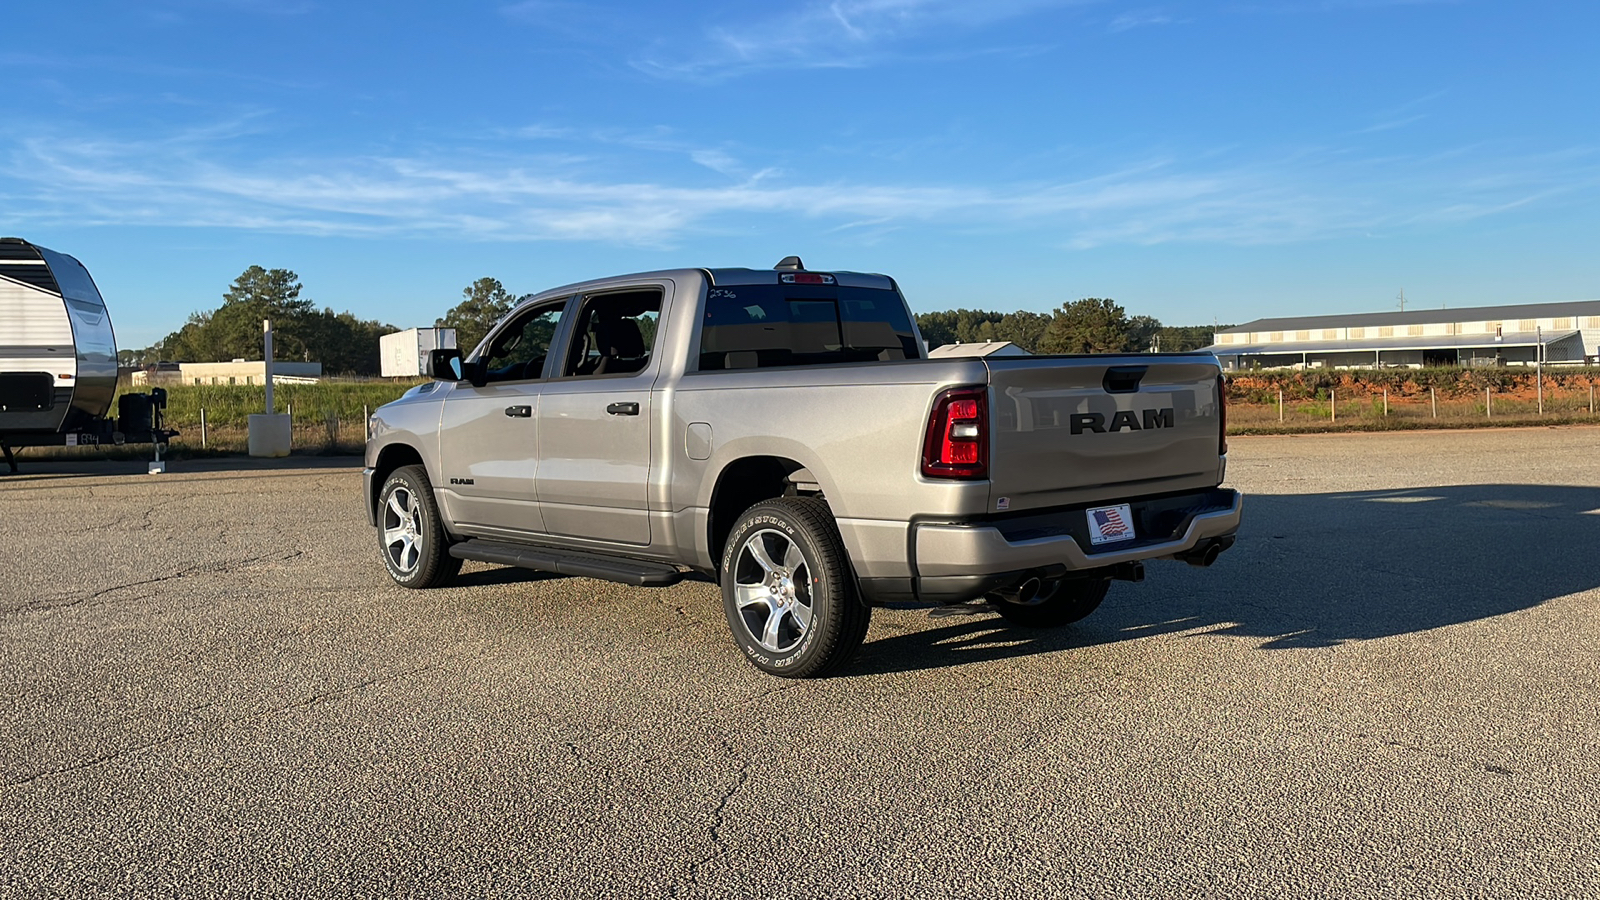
380, 473, 428, 585
722, 505, 826, 668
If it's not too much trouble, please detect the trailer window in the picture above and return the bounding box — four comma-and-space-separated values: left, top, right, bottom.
699, 284, 920, 370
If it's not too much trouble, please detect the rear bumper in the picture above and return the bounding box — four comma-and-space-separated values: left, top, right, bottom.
858, 487, 1242, 607
918, 487, 1242, 575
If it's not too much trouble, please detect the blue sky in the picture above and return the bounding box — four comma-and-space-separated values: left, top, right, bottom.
3, 1, 1596, 349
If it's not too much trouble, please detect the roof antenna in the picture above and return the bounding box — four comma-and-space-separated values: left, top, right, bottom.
774, 256, 805, 271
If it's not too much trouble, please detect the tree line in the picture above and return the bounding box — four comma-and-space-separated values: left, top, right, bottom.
130, 268, 1224, 375
915, 302, 1223, 354
127, 269, 527, 376
129, 266, 398, 376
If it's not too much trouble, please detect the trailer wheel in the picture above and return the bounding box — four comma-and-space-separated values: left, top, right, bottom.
378, 464, 461, 589
720, 497, 870, 678
992, 577, 1109, 628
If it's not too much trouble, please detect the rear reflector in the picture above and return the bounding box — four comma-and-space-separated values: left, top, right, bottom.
922, 386, 988, 480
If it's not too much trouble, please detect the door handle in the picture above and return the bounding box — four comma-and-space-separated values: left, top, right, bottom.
606, 402, 640, 416
504, 405, 532, 418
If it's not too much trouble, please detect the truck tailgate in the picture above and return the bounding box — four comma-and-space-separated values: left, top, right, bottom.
984, 354, 1223, 512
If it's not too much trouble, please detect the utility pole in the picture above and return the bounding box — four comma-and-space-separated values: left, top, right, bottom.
1397, 289, 1406, 312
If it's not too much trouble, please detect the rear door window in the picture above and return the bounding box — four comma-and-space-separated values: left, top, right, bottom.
698, 284, 920, 370
560, 289, 662, 378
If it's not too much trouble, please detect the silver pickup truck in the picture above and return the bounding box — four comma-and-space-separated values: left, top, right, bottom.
364, 258, 1241, 677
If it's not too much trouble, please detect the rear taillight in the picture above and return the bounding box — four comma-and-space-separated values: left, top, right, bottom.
1217, 374, 1228, 455
922, 386, 988, 479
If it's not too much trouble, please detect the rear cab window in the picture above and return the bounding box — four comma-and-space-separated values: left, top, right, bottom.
698, 283, 921, 370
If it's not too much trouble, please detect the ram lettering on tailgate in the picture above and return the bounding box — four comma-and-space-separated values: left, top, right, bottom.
1069, 408, 1175, 434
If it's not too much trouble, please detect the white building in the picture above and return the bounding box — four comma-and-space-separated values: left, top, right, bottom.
927, 341, 1031, 358
180, 360, 322, 385
1205, 300, 1600, 370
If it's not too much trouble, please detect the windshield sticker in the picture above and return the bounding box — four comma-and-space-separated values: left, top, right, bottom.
744, 305, 767, 320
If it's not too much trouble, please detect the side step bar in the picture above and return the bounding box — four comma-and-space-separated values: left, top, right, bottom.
448, 539, 684, 587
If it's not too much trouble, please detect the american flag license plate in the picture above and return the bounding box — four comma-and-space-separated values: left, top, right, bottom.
1086, 503, 1135, 546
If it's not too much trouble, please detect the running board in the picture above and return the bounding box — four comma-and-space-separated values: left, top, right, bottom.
448, 539, 683, 587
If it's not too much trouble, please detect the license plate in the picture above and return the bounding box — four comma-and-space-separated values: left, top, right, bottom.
1086, 503, 1135, 545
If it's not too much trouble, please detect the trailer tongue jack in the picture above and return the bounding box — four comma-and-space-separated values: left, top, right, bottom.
1, 387, 177, 475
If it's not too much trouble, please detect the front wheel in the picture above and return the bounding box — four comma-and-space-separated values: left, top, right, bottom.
720, 498, 870, 678
991, 577, 1109, 628
377, 464, 461, 589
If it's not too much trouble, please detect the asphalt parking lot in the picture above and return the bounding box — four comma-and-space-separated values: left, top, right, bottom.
3, 428, 1598, 898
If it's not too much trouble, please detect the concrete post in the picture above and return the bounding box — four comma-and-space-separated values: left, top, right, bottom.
248, 318, 291, 457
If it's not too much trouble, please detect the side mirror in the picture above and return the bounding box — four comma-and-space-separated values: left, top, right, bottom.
429, 348, 465, 381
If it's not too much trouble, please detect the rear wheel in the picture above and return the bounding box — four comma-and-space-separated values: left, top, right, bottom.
720, 497, 870, 678
991, 577, 1109, 628
378, 464, 461, 589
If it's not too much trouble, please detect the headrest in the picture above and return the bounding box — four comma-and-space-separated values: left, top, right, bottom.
596, 317, 646, 357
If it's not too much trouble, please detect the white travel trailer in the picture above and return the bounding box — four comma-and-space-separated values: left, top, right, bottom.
0, 237, 172, 472
380, 326, 457, 377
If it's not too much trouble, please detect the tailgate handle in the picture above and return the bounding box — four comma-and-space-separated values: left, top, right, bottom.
1103, 366, 1147, 394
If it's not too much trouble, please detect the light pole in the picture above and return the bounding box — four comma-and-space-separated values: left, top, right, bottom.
1537, 325, 1544, 414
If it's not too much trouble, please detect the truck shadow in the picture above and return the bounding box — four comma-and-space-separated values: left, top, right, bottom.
847, 483, 1600, 676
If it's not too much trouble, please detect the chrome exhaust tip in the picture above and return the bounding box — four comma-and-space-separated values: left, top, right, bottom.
997, 576, 1042, 604
1182, 540, 1225, 567
1016, 577, 1041, 603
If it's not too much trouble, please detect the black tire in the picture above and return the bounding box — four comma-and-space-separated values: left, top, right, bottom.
719, 497, 870, 678
991, 577, 1110, 628
377, 464, 462, 589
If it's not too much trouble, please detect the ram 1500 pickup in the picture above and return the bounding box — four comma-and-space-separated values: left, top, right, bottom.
364, 257, 1241, 677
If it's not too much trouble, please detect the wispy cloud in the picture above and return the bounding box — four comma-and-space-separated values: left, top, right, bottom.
497, 0, 639, 42
2, 118, 1594, 251
1350, 114, 1427, 135
506, 122, 775, 180
1346, 90, 1445, 135
631, 0, 1090, 79
0, 49, 320, 90
1234, 0, 1463, 12
1109, 8, 1177, 32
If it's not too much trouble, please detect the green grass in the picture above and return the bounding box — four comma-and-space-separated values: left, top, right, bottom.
150, 379, 428, 426
13, 379, 428, 461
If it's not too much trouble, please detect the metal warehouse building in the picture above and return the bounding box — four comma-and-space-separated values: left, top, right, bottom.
1205, 300, 1600, 370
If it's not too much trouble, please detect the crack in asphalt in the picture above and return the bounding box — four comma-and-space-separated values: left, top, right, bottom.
1, 662, 442, 790
1372, 735, 1518, 778
6, 550, 305, 613
673, 739, 750, 898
